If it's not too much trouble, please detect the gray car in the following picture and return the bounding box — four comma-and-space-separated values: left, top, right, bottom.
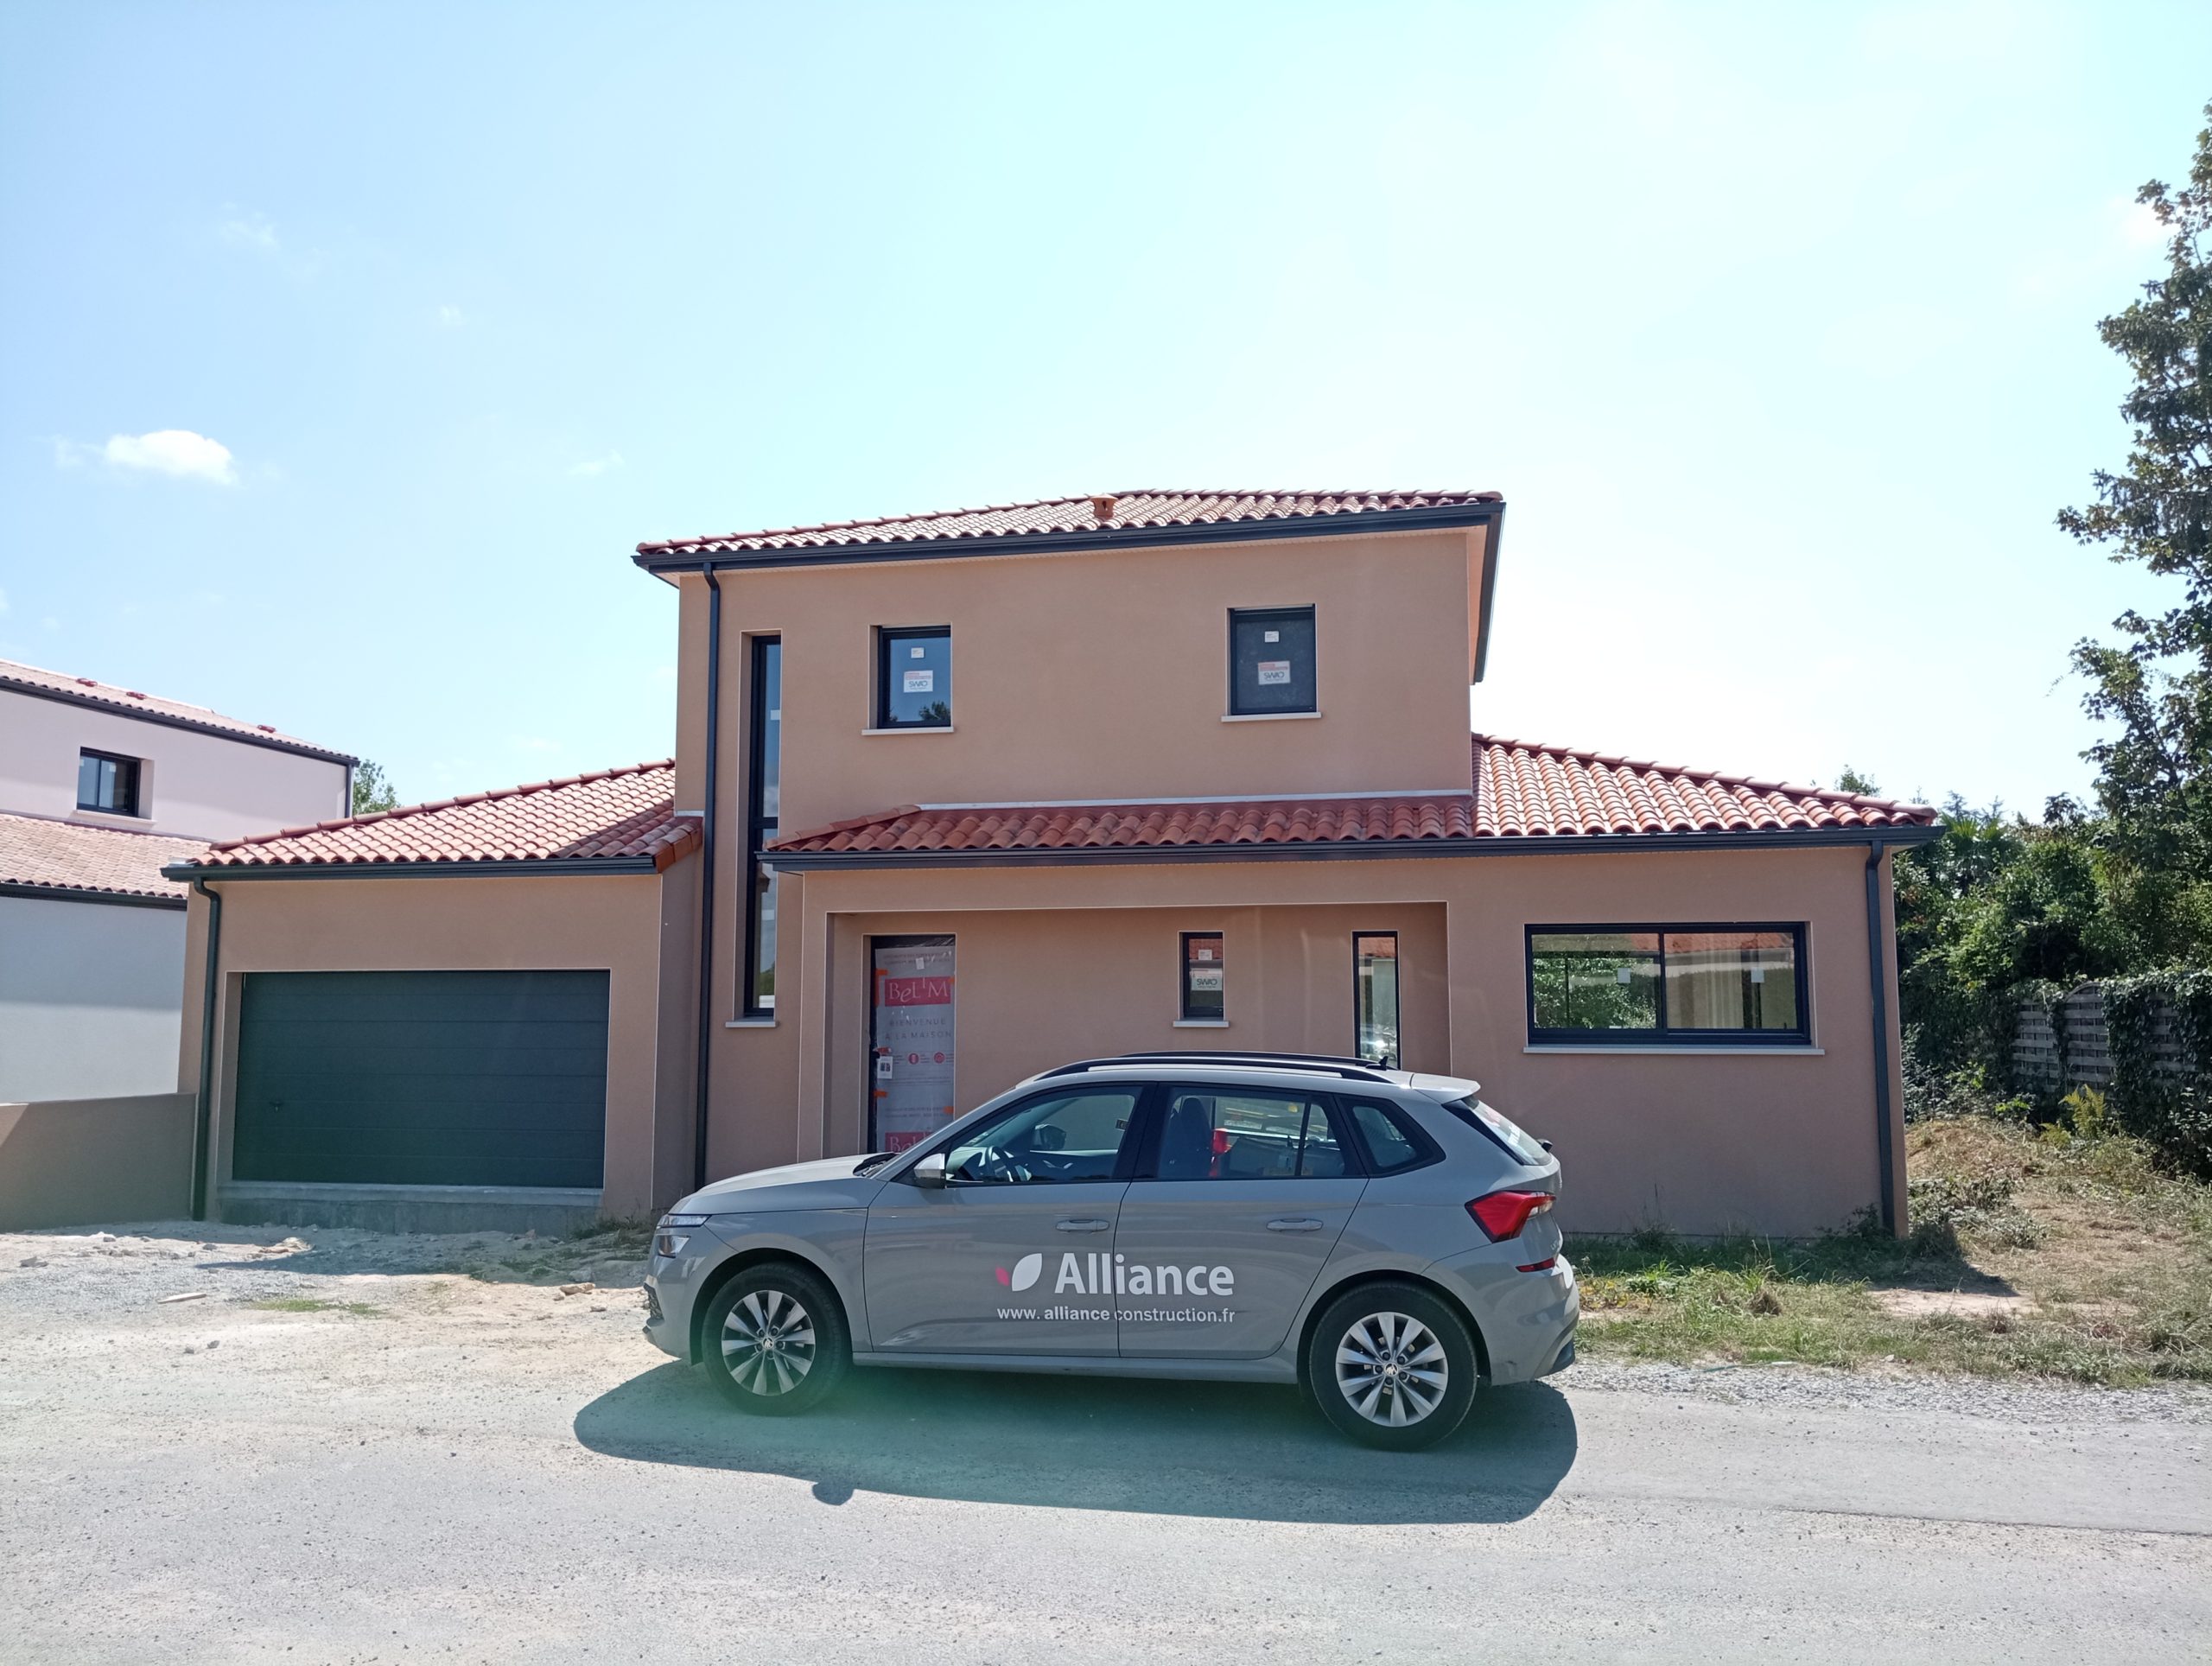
643, 1052, 1577, 1448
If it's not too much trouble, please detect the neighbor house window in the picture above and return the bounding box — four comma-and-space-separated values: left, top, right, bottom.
77, 750, 142, 816
1228, 606, 1316, 715
1525, 925, 1808, 1046
1180, 932, 1225, 1021
876, 626, 951, 728
1354, 932, 1400, 1068
742, 637, 781, 1015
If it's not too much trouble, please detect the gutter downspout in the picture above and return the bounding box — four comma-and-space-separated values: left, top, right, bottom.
693, 568, 724, 1192
1864, 842, 1897, 1235
189, 878, 223, 1222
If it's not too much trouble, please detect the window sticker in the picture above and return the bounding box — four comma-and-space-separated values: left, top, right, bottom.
903, 669, 934, 694
910, 645, 926, 658
1263, 629, 1280, 643
1188, 968, 1224, 991
1256, 660, 1292, 686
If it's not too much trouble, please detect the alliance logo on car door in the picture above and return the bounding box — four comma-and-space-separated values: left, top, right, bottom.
990, 1253, 1238, 1298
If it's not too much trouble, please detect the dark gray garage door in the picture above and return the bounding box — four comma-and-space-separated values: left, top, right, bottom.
232, 970, 609, 1190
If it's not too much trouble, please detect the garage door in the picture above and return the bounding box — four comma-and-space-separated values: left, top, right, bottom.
232, 970, 610, 1190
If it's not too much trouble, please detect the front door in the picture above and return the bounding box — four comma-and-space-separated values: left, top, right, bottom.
870, 934, 956, 1154
1113, 1084, 1365, 1359
861, 1084, 1144, 1356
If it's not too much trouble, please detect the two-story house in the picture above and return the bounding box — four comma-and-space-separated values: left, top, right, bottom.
165, 491, 1937, 1238
1, 658, 354, 1103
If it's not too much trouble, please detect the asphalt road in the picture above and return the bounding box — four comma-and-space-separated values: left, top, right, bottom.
2, 1224, 2208, 1663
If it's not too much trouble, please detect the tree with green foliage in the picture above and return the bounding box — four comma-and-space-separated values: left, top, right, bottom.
2060, 101, 2212, 965
351, 759, 399, 816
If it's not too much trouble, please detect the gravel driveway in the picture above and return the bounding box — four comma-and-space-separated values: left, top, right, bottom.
3, 1221, 2208, 1664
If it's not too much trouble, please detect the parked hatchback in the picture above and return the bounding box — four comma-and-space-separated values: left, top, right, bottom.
645, 1052, 1577, 1448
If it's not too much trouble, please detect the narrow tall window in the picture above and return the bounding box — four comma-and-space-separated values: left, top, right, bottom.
876, 626, 951, 728
77, 749, 142, 816
1228, 606, 1316, 715
1180, 932, 1225, 1021
742, 638, 782, 1015
1354, 932, 1401, 1068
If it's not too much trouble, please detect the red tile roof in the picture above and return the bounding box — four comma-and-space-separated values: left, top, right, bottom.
766, 736, 1936, 861
0, 657, 356, 765
184, 762, 700, 873
0, 811, 204, 901
639, 489, 1503, 561
1471, 736, 1933, 836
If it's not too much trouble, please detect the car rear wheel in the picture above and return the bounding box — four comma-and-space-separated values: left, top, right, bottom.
1306, 1282, 1478, 1450
702, 1262, 849, 1416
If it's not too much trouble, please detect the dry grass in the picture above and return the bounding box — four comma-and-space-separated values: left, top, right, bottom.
1566, 1115, 2212, 1386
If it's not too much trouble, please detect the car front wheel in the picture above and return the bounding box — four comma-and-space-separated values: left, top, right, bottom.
1306, 1282, 1478, 1449
702, 1262, 849, 1416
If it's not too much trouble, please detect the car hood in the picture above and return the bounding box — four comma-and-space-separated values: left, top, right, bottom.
681, 1155, 887, 1215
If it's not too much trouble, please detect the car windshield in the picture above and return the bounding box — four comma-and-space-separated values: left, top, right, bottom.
1441, 1098, 1548, 1166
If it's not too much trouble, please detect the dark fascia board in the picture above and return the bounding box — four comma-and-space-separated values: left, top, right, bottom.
633, 500, 1508, 578
159, 855, 661, 883
1, 881, 188, 911
763, 822, 1945, 872
1472, 511, 1503, 684
1, 677, 359, 767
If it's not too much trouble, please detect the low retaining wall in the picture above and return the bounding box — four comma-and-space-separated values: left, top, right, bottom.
0, 1091, 195, 1230
219, 1181, 604, 1236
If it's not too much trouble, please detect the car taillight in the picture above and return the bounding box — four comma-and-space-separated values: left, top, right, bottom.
1466, 1189, 1554, 1241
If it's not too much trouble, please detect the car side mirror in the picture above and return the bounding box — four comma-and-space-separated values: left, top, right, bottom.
909, 1152, 947, 1189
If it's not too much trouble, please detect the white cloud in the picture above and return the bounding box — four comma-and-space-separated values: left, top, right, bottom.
219, 211, 278, 252
437, 304, 464, 328
101, 429, 238, 486
567, 450, 625, 479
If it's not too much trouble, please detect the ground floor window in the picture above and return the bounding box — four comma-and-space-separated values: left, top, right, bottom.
1353, 932, 1399, 1068
1180, 932, 1224, 1021
1525, 925, 1808, 1045
871, 934, 956, 1152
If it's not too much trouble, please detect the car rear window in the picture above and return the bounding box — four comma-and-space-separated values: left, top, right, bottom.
1340, 1099, 1440, 1174
1442, 1098, 1549, 1167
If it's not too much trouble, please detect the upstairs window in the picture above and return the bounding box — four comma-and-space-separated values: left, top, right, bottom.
1228, 606, 1316, 715
876, 626, 952, 728
1526, 925, 1808, 1046
77, 750, 142, 817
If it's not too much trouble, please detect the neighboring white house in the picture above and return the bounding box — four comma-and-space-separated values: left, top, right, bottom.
0, 659, 355, 1103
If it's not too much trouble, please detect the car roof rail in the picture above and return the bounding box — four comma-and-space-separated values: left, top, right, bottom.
1036, 1050, 1398, 1085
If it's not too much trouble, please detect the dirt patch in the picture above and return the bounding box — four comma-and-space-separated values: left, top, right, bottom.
1875, 1289, 2034, 1319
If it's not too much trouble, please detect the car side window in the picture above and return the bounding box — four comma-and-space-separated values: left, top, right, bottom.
1150, 1088, 1345, 1180
940, 1090, 1139, 1184
1343, 1098, 1433, 1174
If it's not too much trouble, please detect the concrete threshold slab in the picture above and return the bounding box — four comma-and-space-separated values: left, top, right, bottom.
219, 1181, 603, 1237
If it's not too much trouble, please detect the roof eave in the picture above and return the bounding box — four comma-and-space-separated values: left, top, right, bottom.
761, 821, 1943, 871
0, 676, 358, 766
162, 855, 665, 883
632, 499, 1508, 575
0, 880, 188, 910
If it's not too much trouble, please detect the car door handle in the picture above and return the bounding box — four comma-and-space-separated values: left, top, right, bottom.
1054, 1218, 1112, 1233
1267, 1218, 1324, 1232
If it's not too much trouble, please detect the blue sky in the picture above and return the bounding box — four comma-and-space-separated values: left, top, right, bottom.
3, 2, 2206, 815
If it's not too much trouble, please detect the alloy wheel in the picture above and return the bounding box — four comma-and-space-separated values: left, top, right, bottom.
721, 1288, 817, 1396
1334, 1310, 1449, 1427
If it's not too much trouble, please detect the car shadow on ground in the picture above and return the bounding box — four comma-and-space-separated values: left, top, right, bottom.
574, 1360, 1577, 1523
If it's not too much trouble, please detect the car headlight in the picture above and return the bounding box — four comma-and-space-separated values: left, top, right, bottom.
656, 1212, 709, 1258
